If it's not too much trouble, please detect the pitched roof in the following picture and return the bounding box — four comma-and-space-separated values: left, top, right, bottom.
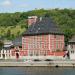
12, 36, 22, 46
23, 17, 64, 36
69, 35, 75, 43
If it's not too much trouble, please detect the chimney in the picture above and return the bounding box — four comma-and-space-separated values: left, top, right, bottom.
28, 16, 38, 27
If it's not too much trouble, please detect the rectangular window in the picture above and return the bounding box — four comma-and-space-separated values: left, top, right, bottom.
56, 41, 59, 49
71, 51, 74, 54
29, 50, 33, 56
54, 35, 61, 40
51, 40, 54, 50
60, 42, 63, 49
23, 43, 27, 49
34, 50, 39, 56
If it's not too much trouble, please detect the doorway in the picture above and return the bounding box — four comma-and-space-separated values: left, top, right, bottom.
16, 53, 19, 59
2, 54, 5, 59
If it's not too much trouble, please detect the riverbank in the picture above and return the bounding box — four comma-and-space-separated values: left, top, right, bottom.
0, 60, 75, 67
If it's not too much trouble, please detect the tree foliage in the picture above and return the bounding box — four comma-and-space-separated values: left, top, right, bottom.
0, 41, 4, 50
0, 9, 75, 44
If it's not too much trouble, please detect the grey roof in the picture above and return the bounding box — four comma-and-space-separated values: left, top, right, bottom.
69, 35, 75, 43
12, 36, 22, 46
23, 17, 64, 36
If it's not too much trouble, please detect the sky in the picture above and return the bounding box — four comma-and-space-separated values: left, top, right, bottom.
0, 0, 75, 13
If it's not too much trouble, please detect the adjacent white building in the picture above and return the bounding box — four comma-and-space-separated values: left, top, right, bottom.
0, 41, 12, 59
67, 35, 75, 60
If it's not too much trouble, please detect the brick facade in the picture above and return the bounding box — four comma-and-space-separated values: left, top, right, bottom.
22, 34, 64, 56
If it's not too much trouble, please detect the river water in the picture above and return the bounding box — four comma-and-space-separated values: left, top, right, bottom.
0, 67, 75, 75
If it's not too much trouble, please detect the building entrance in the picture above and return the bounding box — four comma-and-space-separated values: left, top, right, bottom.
2, 54, 5, 59
16, 53, 19, 59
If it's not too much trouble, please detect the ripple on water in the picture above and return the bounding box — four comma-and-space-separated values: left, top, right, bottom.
0, 67, 75, 75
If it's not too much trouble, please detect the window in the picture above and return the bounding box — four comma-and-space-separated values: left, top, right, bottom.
9, 54, 10, 57
23, 45, 26, 49
71, 45, 73, 49
51, 41, 54, 50
56, 41, 59, 49
71, 51, 74, 54
60, 42, 63, 49
54, 35, 60, 40
33, 50, 39, 56
44, 51, 47, 56
29, 50, 33, 56
30, 54, 33, 56
39, 42, 42, 48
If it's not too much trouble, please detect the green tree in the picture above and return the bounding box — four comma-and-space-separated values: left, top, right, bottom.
64, 29, 74, 45
6, 29, 11, 40
0, 41, 4, 50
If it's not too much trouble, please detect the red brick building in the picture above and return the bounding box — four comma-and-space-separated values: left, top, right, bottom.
22, 16, 65, 59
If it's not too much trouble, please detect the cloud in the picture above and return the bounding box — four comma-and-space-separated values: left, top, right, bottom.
1, 0, 12, 7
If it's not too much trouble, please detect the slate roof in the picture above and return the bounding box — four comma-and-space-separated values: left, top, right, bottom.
69, 35, 75, 43
23, 17, 64, 36
12, 36, 22, 46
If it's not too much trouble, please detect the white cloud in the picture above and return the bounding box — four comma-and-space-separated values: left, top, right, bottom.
0, 0, 29, 8
1, 0, 12, 7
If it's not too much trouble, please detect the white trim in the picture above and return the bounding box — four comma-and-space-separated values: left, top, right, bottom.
49, 35, 50, 51
28, 42, 29, 56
